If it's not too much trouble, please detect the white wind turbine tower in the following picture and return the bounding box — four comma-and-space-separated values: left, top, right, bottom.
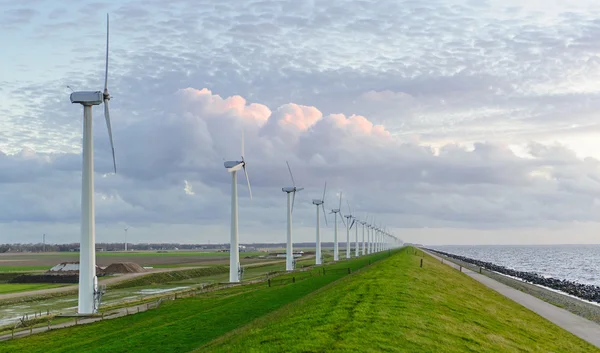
329, 193, 344, 261
282, 161, 303, 271
69, 14, 116, 315
224, 132, 253, 282
312, 182, 328, 265
354, 214, 359, 257
360, 216, 367, 256
124, 227, 128, 251
365, 219, 371, 254
344, 201, 354, 259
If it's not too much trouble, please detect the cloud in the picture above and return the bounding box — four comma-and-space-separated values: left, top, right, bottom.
3, 87, 600, 243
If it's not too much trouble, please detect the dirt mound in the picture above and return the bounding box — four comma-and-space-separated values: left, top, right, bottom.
103, 262, 145, 274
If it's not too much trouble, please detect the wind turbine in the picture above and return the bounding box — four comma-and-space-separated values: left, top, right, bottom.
69, 13, 116, 315
312, 182, 328, 265
124, 227, 128, 251
354, 214, 359, 257
360, 218, 366, 256
282, 161, 303, 271
344, 200, 354, 259
224, 132, 252, 283
330, 192, 344, 261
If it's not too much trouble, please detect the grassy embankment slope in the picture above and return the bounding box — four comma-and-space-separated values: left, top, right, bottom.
0, 284, 66, 295
200, 248, 598, 353
0, 251, 393, 353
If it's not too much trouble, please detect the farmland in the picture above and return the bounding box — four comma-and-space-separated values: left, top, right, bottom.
0, 250, 276, 270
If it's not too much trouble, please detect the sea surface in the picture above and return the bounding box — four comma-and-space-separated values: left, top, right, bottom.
430, 244, 600, 286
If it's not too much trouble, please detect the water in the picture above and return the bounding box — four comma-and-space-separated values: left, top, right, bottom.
431, 244, 600, 286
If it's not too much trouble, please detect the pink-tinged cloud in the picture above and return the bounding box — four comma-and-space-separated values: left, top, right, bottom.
176, 88, 271, 125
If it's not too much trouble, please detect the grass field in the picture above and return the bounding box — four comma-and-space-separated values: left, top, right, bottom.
0, 266, 50, 273
0, 251, 392, 353
0, 284, 66, 295
200, 248, 598, 353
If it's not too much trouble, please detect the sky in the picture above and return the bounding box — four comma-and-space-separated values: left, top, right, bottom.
2, 0, 600, 245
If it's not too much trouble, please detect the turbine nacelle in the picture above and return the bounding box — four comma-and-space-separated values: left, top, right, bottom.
70, 91, 104, 106
282, 186, 303, 193
224, 160, 244, 172
312, 199, 324, 205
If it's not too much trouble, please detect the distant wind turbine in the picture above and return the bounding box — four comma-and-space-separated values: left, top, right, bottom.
344, 200, 354, 259
330, 192, 344, 261
124, 227, 128, 251
282, 161, 303, 271
312, 182, 328, 265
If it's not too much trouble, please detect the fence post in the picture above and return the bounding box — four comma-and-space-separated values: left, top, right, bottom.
323, 268, 326, 275
30, 326, 33, 335
75, 317, 78, 325
268, 279, 271, 287
420, 259, 423, 268
459, 266, 462, 272
479, 267, 482, 274
292, 277, 296, 283
347, 268, 351, 274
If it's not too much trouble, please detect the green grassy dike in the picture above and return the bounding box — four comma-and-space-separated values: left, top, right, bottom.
200, 248, 599, 353
0, 251, 393, 353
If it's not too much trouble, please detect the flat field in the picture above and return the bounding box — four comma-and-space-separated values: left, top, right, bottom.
0, 251, 277, 270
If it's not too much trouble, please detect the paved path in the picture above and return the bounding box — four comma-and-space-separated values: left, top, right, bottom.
423, 250, 600, 348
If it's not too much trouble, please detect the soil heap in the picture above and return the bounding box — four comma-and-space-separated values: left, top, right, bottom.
103, 262, 145, 275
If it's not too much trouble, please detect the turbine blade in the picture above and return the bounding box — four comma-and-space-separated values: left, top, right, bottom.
340, 214, 346, 227
286, 160, 296, 187
104, 13, 109, 91
338, 192, 342, 210
322, 204, 328, 226
350, 219, 355, 229
104, 99, 116, 173
291, 190, 296, 213
243, 164, 252, 200
321, 181, 327, 202
346, 200, 351, 215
